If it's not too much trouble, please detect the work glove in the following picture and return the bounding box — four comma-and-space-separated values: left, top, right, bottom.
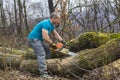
61, 40, 66, 47
49, 43, 57, 49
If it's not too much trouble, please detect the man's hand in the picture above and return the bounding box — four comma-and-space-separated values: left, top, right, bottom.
61, 40, 66, 47
50, 43, 57, 49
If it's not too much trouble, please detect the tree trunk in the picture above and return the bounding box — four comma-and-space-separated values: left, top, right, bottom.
20, 38, 120, 76
17, 0, 23, 35
23, 0, 29, 34
0, 0, 6, 28
48, 0, 55, 14
14, 0, 18, 34
0, 52, 23, 68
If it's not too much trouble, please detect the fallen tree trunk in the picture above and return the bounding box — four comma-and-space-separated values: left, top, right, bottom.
0, 46, 68, 59
83, 58, 120, 80
20, 38, 120, 76
0, 52, 23, 68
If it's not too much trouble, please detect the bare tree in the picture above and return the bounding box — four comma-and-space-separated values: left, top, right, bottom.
48, 0, 55, 14
0, 0, 3, 27
17, 0, 23, 35
0, 0, 6, 27
14, 0, 18, 34
23, 0, 29, 33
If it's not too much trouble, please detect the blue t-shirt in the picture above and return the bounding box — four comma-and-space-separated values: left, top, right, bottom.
28, 19, 55, 41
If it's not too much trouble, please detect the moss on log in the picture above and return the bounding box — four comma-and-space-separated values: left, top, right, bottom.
67, 32, 120, 52
20, 38, 120, 76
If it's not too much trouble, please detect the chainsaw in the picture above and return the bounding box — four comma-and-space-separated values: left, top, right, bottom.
54, 43, 77, 56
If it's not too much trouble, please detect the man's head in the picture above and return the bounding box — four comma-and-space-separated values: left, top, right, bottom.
50, 12, 61, 27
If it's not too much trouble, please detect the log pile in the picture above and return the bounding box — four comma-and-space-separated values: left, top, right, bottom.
0, 32, 120, 77
20, 38, 120, 76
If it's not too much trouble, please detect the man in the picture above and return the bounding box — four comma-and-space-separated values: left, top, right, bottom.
27, 12, 65, 78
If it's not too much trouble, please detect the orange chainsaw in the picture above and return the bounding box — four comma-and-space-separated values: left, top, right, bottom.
55, 43, 76, 56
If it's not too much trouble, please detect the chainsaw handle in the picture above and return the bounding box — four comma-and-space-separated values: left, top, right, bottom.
52, 42, 66, 52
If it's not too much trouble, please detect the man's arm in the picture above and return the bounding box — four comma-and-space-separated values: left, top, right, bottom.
42, 29, 53, 44
51, 29, 63, 41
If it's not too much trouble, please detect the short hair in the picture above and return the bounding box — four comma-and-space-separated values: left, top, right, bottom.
50, 12, 60, 19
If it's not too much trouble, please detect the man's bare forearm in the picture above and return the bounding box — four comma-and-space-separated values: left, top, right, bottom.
42, 29, 53, 44
53, 30, 63, 41
43, 35, 53, 44
54, 33, 63, 41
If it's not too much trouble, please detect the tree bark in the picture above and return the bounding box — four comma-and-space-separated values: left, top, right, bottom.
23, 0, 29, 33
0, 52, 23, 68
48, 0, 55, 14
0, 0, 6, 28
20, 38, 120, 76
14, 0, 18, 34
17, 0, 23, 35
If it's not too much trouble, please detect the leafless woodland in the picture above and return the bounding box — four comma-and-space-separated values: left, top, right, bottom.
0, 0, 119, 38
0, 0, 120, 80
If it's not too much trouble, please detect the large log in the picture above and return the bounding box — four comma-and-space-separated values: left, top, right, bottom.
0, 52, 23, 68
20, 38, 120, 76
67, 32, 110, 52
83, 58, 120, 79
67, 32, 120, 52
0, 46, 68, 59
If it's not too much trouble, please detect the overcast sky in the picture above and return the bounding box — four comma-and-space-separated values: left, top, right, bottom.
2, 0, 115, 19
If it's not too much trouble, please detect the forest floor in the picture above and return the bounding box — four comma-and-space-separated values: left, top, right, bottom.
1, 35, 120, 80
0, 36, 76, 80
0, 69, 71, 80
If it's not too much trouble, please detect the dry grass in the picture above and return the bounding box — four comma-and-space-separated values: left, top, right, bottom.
0, 69, 70, 80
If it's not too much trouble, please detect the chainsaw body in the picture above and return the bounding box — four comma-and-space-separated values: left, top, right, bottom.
55, 43, 76, 56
